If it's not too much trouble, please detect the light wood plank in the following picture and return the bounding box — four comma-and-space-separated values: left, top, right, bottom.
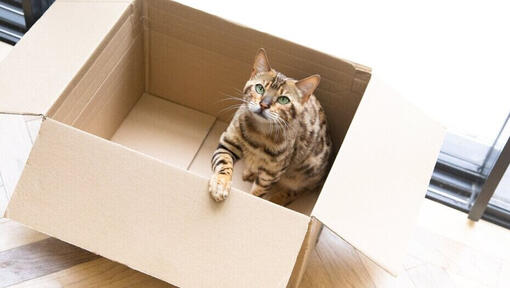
311, 227, 375, 287
408, 227, 503, 287
0, 238, 98, 287
406, 263, 455, 288
0, 219, 48, 252
300, 248, 335, 287
416, 199, 510, 262
8, 258, 175, 288
359, 252, 415, 288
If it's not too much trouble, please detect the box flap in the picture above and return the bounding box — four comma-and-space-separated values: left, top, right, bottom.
6, 118, 310, 288
0, 0, 130, 115
312, 75, 445, 275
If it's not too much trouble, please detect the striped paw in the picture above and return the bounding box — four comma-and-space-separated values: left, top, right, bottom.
250, 185, 268, 197
209, 173, 232, 202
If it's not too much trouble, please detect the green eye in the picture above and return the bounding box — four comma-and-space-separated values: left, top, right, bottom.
255, 84, 265, 94
277, 96, 290, 104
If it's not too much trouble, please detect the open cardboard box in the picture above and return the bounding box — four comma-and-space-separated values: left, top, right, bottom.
0, 0, 445, 287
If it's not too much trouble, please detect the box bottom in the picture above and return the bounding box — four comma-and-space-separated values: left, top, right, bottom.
111, 93, 318, 215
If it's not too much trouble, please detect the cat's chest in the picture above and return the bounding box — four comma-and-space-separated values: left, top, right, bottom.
241, 142, 281, 161
242, 149, 282, 173
241, 140, 293, 171
242, 144, 271, 160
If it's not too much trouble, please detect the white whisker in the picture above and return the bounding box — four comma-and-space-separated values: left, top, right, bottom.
218, 104, 246, 115
217, 92, 248, 104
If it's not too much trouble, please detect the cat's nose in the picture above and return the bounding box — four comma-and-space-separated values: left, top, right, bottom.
260, 96, 272, 110
260, 102, 270, 110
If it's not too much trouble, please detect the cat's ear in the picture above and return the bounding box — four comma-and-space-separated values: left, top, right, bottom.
251, 48, 271, 77
296, 75, 321, 103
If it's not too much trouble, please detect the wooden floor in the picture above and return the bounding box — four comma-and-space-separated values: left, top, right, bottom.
1, 199, 510, 287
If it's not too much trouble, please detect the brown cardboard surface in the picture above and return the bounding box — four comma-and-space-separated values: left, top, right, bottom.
146, 0, 369, 153
188, 120, 253, 193
6, 118, 310, 288
111, 93, 215, 169
51, 12, 141, 125
0, 1, 130, 115
312, 76, 445, 275
72, 35, 145, 139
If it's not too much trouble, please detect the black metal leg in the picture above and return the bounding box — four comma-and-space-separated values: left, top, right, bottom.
468, 136, 510, 221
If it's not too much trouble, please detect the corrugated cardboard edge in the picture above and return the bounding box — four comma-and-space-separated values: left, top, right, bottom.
46, 2, 136, 117
286, 217, 323, 288
0, 0, 132, 116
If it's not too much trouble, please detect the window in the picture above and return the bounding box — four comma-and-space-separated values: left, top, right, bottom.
428, 114, 510, 228
0, 0, 25, 44
0, 0, 54, 44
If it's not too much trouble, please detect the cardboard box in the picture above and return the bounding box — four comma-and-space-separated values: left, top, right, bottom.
0, 0, 445, 287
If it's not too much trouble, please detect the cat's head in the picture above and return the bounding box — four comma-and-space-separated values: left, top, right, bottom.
242, 49, 320, 127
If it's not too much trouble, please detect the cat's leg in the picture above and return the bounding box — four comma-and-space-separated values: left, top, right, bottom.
242, 169, 256, 182
263, 188, 300, 206
250, 181, 270, 197
209, 151, 234, 201
265, 178, 323, 206
209, 132, 243, 201
250, 168, 281, 197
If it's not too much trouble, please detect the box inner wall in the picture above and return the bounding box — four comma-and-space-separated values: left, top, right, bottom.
48, 0, 370, 215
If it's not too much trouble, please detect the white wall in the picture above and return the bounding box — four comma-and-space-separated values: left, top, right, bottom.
181, 0, 510, 146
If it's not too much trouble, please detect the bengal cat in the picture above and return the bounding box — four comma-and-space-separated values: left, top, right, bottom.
209, 49, 332, 205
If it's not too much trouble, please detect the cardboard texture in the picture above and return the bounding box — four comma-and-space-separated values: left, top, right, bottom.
7, 119, 310, 288
0, 1, 131, 115
111, 93, 215, 168
312, 76, 445, 275
1, 0, 445, 287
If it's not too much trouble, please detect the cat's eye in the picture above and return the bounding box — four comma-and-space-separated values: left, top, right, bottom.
255, 84, 265, 94
277, 96, 290, 105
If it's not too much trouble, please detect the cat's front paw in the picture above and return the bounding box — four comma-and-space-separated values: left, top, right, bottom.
209, 173, 232, 202
250, 184, 269, 197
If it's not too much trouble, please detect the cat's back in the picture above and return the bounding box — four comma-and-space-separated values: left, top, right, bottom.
300, 94, 330, 143
292, 94, 331, 169
308, 94, 328, 127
